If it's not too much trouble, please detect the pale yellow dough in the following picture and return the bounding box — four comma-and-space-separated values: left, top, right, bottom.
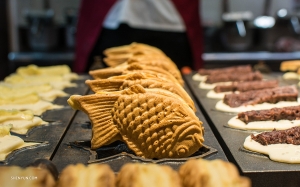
244, 135, 300, 164
216, 99, 300, 113
228, 116, 300, 130
0, 100, 63, 116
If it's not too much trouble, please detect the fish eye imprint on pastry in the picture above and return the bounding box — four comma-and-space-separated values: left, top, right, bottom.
67, 84, 204, 159
228, 105, 300, 130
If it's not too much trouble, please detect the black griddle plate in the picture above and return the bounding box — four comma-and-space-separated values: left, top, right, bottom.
184, 72, 300, 187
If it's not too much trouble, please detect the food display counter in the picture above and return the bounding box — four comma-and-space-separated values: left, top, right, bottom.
184, 72, 300, 187
51, 84, 228, 172
0, 75, 228, 174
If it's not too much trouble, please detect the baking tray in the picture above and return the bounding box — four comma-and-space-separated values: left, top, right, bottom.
184, 72, 300, 187
0, 75, 90, 166
51, 85, 228, 173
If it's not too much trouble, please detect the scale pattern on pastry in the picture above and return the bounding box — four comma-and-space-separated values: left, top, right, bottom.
68, 85, 204, 159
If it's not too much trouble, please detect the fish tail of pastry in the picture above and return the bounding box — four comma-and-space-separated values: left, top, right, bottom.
85, 79, 124, 92
89, 68, 123, 79
68, 94, 121, 149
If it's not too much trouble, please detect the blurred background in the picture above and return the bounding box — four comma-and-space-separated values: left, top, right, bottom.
1, 0, 300, 79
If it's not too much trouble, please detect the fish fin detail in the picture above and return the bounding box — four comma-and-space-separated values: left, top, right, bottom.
121, 84, 146, 95
69, 94, 120, 149
127, 64, 143, 70
124, 72, 146, 80
85, 79, 124, 92
89, 68, 123, 79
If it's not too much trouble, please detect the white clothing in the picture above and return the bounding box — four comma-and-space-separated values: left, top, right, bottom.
103, 0, 186, 31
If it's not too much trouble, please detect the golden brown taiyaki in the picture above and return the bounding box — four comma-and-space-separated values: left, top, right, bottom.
103, 42, 165, 57
85, 72, 196, 111
104, 50, 183, 83
68, 84, 204, 159
89, 63, 184, 86
104, 51, 170, 67
116, 163, 181, 187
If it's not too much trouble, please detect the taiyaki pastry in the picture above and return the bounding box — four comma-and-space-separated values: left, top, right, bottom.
280, 60, 300, 72
0, 165, 56, 187
3, 73, 77, 90
192, 64, 253, 82
280, 60, 300, 80
116, 163, 181, 187
0, 109, 48, 134
104, 49, 171, 66
123, 58, 182, 84
244, 126, 300, 164
179, 158, 251, 187
57, 163, 115, 187
68, 84, 204, 159
228, 105, 300, 131
0, 124, 40, 161
0, 83, 68, 102
207, 80, 279, 99
89, 63, 183, 86
216, 86, 300, 113
0, 93, 63, 116
104, 42, 165, 57
199, 71, 263, 90
104, 52, 182, 83
85, 73, 196, 111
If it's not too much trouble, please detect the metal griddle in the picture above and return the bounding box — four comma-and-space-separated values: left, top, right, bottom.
51, 85, 228, 173
0, 75, 90, 167
184, 72, 300, 187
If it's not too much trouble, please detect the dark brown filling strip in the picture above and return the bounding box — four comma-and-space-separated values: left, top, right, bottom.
223, 86, 298, 108
198, 65, 252, 76
251, 126, 300, 145
238, 105, 300, 124
214, 80, 278, 93
205, 71, 262, 84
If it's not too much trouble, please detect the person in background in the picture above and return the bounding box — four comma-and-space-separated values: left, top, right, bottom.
73, 0, 203, 73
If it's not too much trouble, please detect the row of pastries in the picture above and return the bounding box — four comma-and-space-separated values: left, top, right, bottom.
0, 158, 250, 187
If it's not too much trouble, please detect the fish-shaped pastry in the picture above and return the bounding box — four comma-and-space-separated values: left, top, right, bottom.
104, 52, 182, 83
89, 63, 184, 86
85, 72, 196, 111
68, 84, 204, 159
103, 42, 165, 57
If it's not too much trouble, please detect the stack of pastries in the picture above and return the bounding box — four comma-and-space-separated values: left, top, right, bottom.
68, 43, 205, 159
0, 159, 251, 187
